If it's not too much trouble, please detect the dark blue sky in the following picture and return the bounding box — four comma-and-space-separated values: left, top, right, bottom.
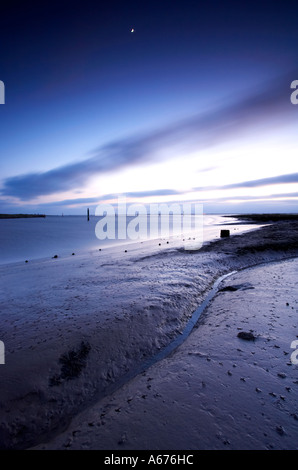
0, 0, 298, 214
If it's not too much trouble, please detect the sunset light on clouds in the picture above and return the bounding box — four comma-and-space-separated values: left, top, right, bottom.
0, 0, 297, 214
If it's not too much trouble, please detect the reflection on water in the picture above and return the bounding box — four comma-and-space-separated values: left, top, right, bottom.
0, 214, 261, 265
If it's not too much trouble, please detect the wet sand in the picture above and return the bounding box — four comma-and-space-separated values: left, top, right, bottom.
38, 257, 298, 450
0, 219, 297, 449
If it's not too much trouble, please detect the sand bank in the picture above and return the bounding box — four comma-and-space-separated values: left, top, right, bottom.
36, 257, 298, 450
0, 219, 297, 449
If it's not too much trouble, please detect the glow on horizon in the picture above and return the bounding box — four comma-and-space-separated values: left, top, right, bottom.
1, 74, 297, 214
9, 133, 296, 210
1, 144, 298, 213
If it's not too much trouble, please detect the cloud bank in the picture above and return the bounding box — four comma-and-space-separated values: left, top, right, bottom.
1, 73, 295, 201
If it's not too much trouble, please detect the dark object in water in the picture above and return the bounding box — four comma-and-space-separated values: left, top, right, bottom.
237, 331, 256, 341
72, 253, 75, 256
52, 255, 58, 259
25, 260, 28, 263
220, 229, 230, 238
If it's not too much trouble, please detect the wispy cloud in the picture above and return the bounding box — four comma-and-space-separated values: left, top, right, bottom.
213, 192, 298, 202
38, 188, 182, 207
1, 72, 295, 201
37, 176, 298, 210
221, 173, 298, 190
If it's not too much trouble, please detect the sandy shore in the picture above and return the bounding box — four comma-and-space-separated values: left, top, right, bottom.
35, 257, 298, 450
0, 219, 298, 449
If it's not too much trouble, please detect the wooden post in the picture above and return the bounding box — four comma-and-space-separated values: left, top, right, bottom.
87, 208, 90, 221
0, 340, 4, 364
220, 229, 230, 238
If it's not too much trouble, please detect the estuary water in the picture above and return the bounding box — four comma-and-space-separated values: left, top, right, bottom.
0, 214, 258, 265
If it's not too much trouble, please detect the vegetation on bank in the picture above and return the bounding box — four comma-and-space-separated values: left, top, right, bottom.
226, 214, 298, 223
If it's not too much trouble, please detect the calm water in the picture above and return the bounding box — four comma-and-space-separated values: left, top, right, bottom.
0, 214, 257, 265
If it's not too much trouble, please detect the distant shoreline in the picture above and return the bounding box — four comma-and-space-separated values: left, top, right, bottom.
1, 213, 297, 221
226, 213, 298, 222
0, 214, 46, 219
